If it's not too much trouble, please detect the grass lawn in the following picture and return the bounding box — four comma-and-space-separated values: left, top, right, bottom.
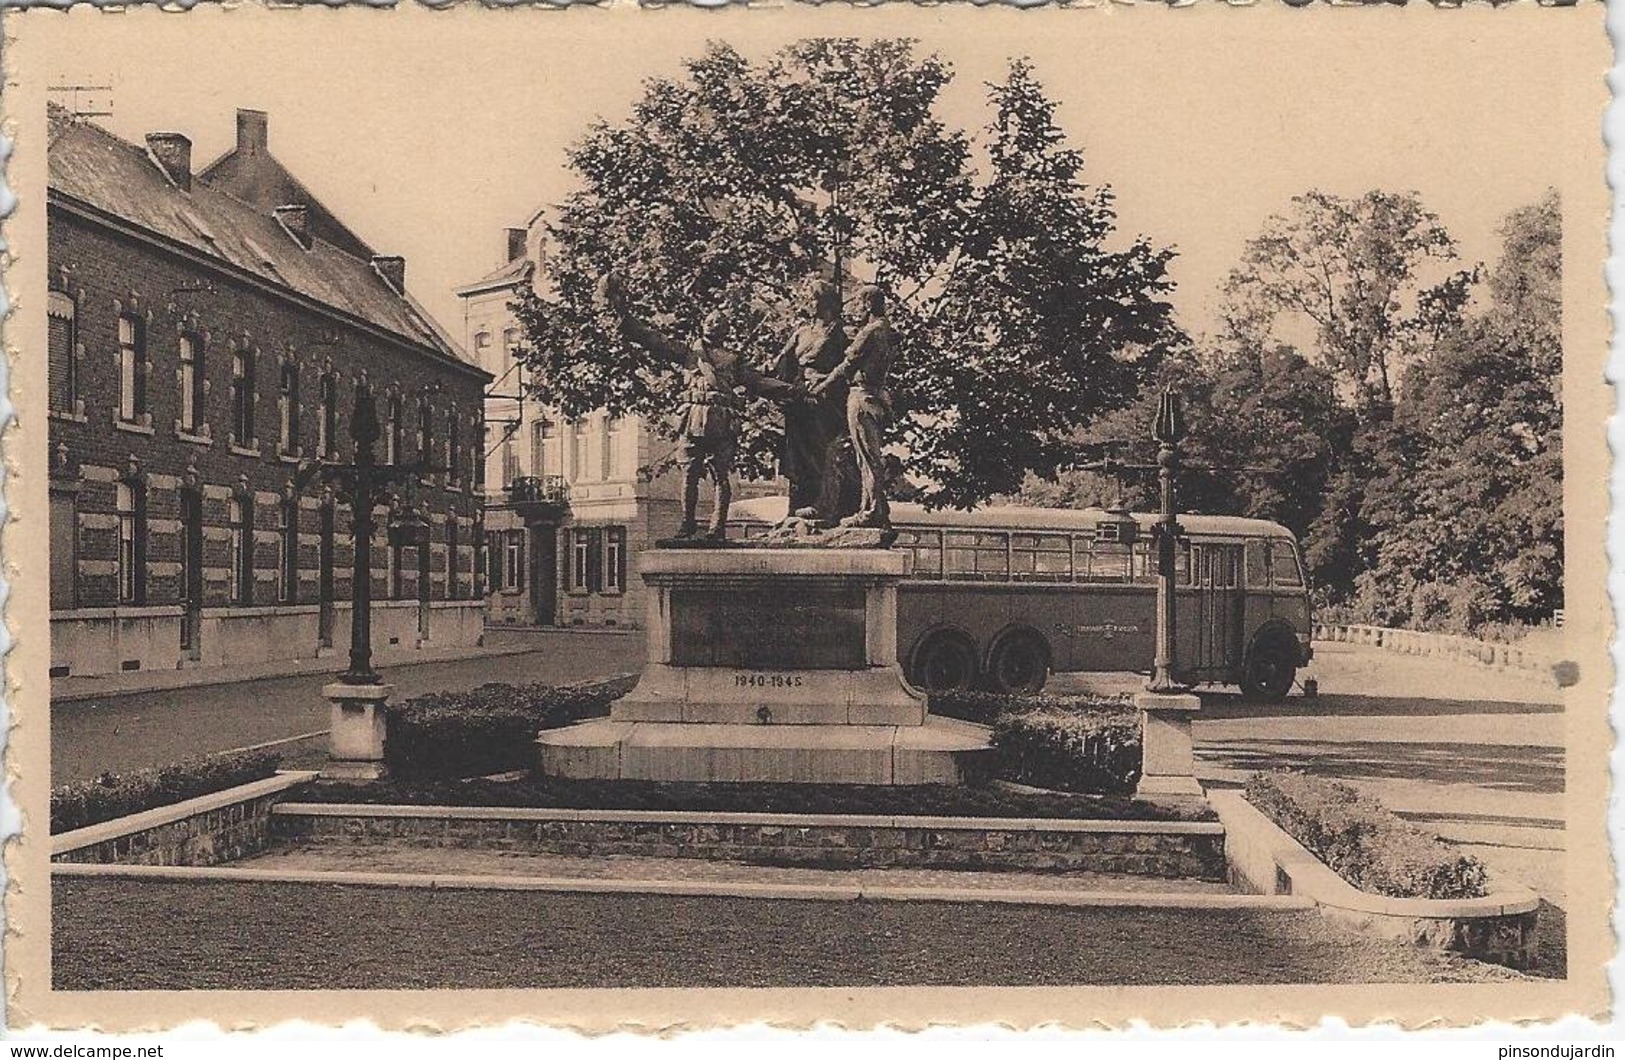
295, 777, 1215, 821
53, 877, 1524, 989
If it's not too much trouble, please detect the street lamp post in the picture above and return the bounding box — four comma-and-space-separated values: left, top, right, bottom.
1148, 386, 1188, 694
300, 376, 435, 777
1132, 384, 1203, 800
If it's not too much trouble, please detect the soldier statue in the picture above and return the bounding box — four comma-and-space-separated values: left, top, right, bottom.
597, 274, 801, 540
814, 284, 895, 530
771, 280, 858, 525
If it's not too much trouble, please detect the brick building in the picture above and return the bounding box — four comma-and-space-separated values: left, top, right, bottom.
47, 105, 491, 678
457, 224, 781, 629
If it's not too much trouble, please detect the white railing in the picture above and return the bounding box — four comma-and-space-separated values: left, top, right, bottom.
1312, 622, 1559, 675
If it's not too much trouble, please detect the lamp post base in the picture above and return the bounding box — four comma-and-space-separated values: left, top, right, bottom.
1134, 690, 1203, 799
322, 681, 394, 780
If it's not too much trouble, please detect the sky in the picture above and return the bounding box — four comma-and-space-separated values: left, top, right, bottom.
27, 4, 1584, 351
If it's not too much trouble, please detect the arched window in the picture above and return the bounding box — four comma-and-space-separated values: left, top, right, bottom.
418, 396, 434, 467
387, 395, 404, 465
278, 495, 299, 604
278, 361, 300, 455
115, 479, 146, 604
48, 291, 77, 415
232, 346, 256, 445
318, 372, 338, 458
178, 333, 205, 433
118, 316, 147, 424
229, 495, 253, 605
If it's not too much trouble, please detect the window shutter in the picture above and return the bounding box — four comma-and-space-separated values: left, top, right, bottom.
514, 531, 527, 588
614, 528, 628, 592
48, 311, 72, 412
487, 532, 501, 591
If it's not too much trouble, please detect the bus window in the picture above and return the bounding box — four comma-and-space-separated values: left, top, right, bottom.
1268, 541, 1304, 587
1080, 537, 1132, 582
1011, 533, 1071, 581
896, 528, 943, 580
946, 531, 1009, 581
1131, 541, 1155, 583
1245, 541, 1268, 588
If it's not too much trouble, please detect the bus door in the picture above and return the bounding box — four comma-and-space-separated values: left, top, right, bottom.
1186, 542, 1245, 678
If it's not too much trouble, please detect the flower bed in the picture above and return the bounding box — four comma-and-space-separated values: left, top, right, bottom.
1244, 772, 1489, 900
51, 749, 283, 835
385, 675, 637, 780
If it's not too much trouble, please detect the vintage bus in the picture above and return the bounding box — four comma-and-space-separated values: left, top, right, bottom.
729, 497, 1314, 700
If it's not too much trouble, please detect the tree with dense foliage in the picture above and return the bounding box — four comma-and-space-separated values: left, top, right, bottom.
512, 40, 1180, 506
1352, 191, 1562, 628
1221, 189, 1476, 417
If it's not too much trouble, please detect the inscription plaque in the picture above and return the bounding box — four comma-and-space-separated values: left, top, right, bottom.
670, 586, 867, 669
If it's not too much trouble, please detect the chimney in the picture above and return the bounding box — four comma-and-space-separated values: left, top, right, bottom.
236, 109, 269, 157
372, 255, 406, 293
274, 204, 310, 249
146, 132, 192, 192
506, 227, 528, 263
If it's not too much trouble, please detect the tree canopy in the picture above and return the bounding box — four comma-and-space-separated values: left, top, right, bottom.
512, 39, 1180, 506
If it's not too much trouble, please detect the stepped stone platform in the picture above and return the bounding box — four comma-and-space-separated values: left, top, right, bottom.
537, 546, 995, 785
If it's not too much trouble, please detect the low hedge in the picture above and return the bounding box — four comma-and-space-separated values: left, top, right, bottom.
990, 706, 1142, 796
384, 674, 637, 780
51, 749, 282, 834
1245, 771, 1490, 900
928, 688, 1133, 726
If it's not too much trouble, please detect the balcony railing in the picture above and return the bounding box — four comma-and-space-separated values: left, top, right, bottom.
506, 474, 569, 505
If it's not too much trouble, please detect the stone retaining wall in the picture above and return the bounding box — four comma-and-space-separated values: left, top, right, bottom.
271, 804, 1228, 879
52, 772, 318, 867
1212, 790, 1540, 969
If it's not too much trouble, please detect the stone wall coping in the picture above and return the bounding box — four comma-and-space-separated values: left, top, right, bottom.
1210, 790, 1539, 919
272, 801, 1225, 835
53, 862, 1301, 911
52, 771, 320, 858
638, 548, 905, 578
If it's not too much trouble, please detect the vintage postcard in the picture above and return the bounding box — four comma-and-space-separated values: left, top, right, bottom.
1, 0, 1612, 1033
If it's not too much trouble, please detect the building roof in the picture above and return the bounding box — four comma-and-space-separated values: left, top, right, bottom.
454, 255, 533, 298
198, 142, 377, 261
47, 104, 475, 372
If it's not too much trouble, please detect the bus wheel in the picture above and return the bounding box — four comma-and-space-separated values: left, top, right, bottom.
986, 632, 1050, 695
1242, 638, 1296, 702
910, 632, 980, 693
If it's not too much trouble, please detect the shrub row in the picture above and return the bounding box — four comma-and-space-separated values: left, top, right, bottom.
383, 674, 638, 780
989, 706, 1142, 796
51, 749, 282, 835
928, 688, 1132, 726
1245, 771, 1490, 900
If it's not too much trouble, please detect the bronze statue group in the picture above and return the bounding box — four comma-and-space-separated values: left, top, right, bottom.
596, 275, 896, 541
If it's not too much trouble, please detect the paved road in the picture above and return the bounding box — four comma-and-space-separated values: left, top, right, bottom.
1196, 644, 1565, 908
50, 629, 645, 785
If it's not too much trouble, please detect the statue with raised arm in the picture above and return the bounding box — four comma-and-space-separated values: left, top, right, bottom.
771, 280, 858, 525
596, 274, 801, 540
815, 284, 895, 531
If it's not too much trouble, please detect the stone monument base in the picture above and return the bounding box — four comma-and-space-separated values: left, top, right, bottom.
537, 716, 993, 785
535, 545, 994, 786
1134, 689, 1204, 798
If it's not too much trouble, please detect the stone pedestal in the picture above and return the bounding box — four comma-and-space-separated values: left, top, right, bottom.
538, 547, 993, 785
1134, 690, 1203, 798
322, 681, 393, 780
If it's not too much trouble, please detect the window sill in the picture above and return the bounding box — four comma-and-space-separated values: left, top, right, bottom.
175, 430, 213, 447
230, 444, 262, 459
50, 410, 89, 425
278, 452, 303, 465
113, 420, 156, 437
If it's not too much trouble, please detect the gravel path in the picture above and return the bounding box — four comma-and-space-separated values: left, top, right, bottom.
54, 877, 1527, 989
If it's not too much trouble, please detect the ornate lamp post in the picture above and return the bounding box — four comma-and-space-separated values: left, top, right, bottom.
297, 376, 437, 777
1148, 385, 1188, 694
1132, 384, 1203, 800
